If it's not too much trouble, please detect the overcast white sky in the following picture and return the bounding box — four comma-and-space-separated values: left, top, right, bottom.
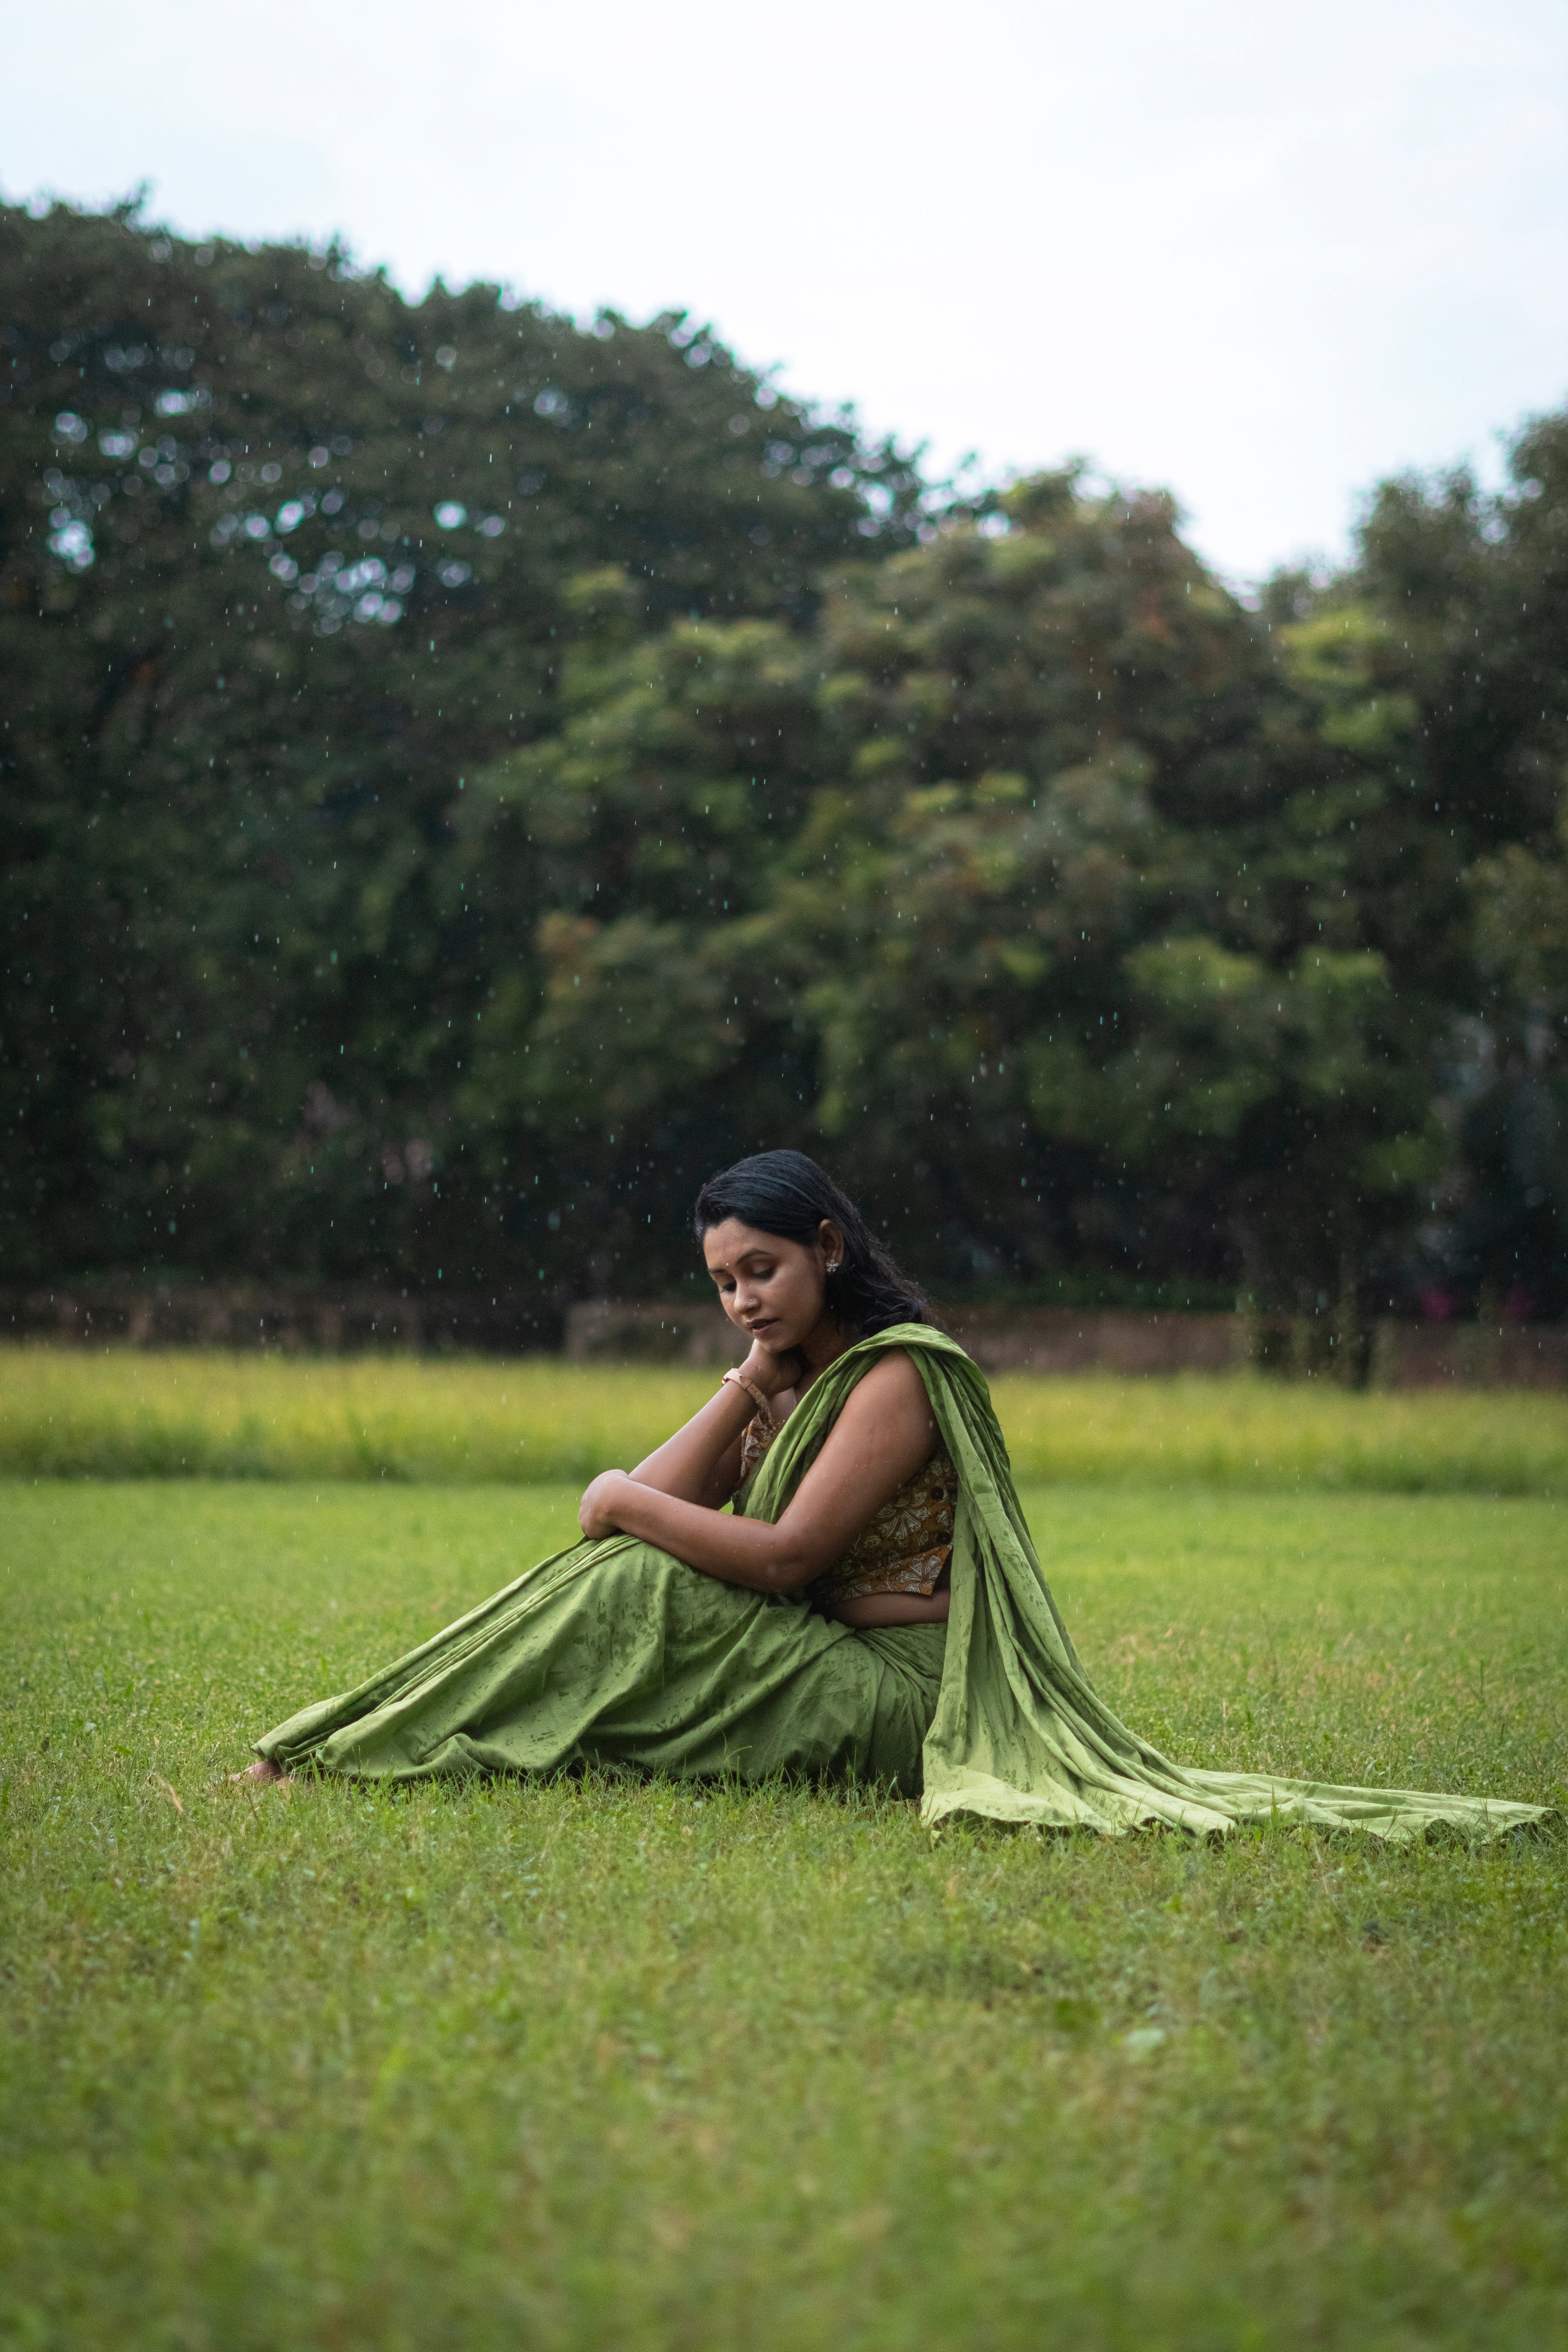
5, 0, 1565, 581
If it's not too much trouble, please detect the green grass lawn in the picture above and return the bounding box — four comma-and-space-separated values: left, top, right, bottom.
2, 1477, 1564, 2351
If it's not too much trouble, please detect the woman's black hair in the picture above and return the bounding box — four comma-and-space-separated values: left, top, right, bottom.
693, 1150, 930, 1338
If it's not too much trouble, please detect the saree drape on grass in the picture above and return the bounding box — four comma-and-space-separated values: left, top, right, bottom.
257, 1324, 1546, 1841
256, 1547, 945, 1793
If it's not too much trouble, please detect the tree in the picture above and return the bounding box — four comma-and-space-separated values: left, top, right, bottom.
449, 477, 1442, 1308
0, 198, 916, 1282
5, 194, 1565, 1325
1274, 409, 1568, 1316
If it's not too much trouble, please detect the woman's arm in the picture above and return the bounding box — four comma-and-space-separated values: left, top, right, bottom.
578, 1351, 938, 1593
623, 1374, 764, 1510
623, 1341, 802, 1509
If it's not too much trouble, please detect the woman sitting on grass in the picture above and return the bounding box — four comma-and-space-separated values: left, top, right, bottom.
242, 1151, 1544, 1842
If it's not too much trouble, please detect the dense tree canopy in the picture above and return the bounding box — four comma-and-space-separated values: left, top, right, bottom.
4, 199, 1564, 1323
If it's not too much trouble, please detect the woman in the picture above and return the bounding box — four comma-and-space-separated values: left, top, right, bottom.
243, 1152, 1544, 1842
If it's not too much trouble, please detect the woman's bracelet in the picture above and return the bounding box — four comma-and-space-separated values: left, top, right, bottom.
720, 1367, 771, 1416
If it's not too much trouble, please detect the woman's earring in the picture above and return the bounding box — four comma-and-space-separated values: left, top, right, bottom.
826, 1260, 841, 1273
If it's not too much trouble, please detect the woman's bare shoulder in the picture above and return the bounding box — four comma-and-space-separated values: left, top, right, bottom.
795, 1347, 936, 1502
836, 1347, 930, 1421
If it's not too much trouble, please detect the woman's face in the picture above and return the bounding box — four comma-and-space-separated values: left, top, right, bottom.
701, 1217, 842, 1354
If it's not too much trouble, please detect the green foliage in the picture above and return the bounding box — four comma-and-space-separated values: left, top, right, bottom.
1461, 802, 1568, 1308
1, 1479, 1563, 2348
464, 480, 1452, 1299
5, 196, 1568, 1317
0, 198, 913, 1287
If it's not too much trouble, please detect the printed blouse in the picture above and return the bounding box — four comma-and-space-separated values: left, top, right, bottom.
737, 1413, 957, 1608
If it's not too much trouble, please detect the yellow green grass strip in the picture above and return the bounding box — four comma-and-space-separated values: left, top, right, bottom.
2, 1345, 1566, 1493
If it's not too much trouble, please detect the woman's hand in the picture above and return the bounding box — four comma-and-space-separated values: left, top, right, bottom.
578, 1469, 638, 1540
738, 1337, 804, 1400
567, 1350, 943, 1599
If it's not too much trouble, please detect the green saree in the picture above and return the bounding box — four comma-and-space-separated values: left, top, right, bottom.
256, 1325, 1546, 1841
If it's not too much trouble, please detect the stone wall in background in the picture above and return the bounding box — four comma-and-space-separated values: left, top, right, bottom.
562, 1301, 1568, 1388
0, 1284, 560, 1356
4, 1286, 1565, 1389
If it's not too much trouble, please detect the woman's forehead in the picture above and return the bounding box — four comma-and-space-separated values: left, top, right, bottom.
702, 1218, 797, 1268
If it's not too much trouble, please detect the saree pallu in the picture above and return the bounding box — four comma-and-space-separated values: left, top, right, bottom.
256, 1325, 1547, 1841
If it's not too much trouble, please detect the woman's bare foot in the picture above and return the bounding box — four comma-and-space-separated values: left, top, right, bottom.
230, 1757, 292, 1787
